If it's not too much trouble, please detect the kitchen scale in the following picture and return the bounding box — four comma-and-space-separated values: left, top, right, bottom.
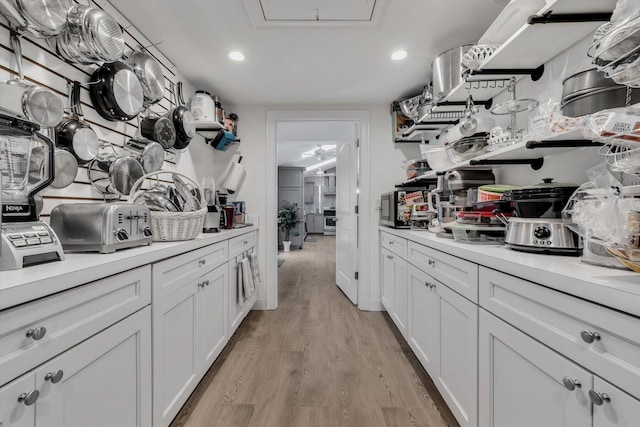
0, 113, 64, 270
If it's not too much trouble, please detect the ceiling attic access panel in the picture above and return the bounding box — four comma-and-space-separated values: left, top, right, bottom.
259, 0, 376, 21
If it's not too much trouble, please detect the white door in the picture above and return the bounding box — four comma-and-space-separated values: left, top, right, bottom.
479, 309, 592, 427
407, 264, 438, 374
35, 307, 152, 427
335, 131, 358, 304
196, 264, 228, 373
0, 372, 35, 427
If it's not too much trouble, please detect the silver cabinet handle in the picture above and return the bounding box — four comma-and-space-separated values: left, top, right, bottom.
198, 282, 205, 288
198, 259, 206, 266
45, 370, 64, 384
589, 390, 610, 406
562, 377, 581, 391
18, 390, 39, 406
389, 241, 394, 245
580, 330, 601, 344
428, 259, 435, 266
243, 240, 248, 245
204, 280, 210, 287
386, 255, 393, 259
26, 326, 47, 341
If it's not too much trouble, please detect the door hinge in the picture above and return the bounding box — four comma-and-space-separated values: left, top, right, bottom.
354, 205, 359, 214
355, 271, 359, 280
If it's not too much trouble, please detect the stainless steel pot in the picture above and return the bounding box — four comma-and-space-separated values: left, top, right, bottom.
561, 68, 619, 101
140, 115, 176, 149
127, 48, 165, 107
89, 61, 144, 122
505, 218, 581, 255
124, 139, 164, 173
0, 0, 69, 37
432, 45, 472, 101
87, 155, 144, 196
55, 81, 99, 165
50, 4, 124, 64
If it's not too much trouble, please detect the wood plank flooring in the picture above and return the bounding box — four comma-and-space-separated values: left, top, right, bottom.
170, 235, 458, 427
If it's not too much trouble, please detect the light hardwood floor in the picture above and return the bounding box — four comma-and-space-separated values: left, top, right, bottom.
170, 235, 458, 427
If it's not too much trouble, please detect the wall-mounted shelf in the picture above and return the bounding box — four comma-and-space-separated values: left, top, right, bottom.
402, 129, 600, 184
195, 120, 223, 139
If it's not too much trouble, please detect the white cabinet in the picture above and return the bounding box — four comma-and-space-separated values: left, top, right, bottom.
479, 309, 591, 427
0, 308, 151, 427
278, 167, 303, 188
35, 307, 151, 427
152, 262, 229, 427
407, 264, 478, 427
0, 372, 35, 427
592, 377, 640, 427
380, 247, 407, 338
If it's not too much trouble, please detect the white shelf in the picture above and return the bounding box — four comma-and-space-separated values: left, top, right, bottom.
430, 0, 617, 109
195, 120, 223, 139
402, 128, 597, 184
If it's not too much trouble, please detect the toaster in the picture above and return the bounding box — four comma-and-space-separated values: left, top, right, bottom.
50, 203, 153, 253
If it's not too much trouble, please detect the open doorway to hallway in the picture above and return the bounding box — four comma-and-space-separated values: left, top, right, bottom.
276, 120, 358, 304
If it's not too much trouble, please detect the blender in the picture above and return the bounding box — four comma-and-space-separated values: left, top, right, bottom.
202, 176, 222, 233
0, 112, 64, 270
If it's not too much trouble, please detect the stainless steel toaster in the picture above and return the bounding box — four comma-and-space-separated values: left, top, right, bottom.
50, 203, 153, 253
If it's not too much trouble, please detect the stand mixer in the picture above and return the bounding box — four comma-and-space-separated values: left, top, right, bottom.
0, 112, 64, 270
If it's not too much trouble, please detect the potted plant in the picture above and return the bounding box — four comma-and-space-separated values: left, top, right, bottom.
278, 202, 300, 252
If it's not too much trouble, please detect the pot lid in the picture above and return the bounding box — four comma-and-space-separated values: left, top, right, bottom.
140, 141, 165, 173
508, 178, 578, 197
110, 156, 144, 195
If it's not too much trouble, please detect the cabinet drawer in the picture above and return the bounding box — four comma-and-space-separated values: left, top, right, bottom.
152, 241, 227, 301
0, 266, 151, 387
479, 266, 640, 399
380, 232, 407, 259
229, 231, 257, 259
407, 241, 478, 303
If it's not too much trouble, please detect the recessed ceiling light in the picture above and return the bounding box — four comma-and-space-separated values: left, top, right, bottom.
391, 49, 407, 61
228, 51, 245, 61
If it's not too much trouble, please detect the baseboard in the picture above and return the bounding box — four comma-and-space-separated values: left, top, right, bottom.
366, 299, 384, 312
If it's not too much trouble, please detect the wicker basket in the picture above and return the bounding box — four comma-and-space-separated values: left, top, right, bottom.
129, 171, 207, 241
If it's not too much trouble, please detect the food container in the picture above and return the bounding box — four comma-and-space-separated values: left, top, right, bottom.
450, 222, 506, 244
432, 45, 473, 101
478, 184, 519, 201
456, 210, 512, 226
421, 146, 452, 171
445, 133, 489, 163
406, 159, 430, 179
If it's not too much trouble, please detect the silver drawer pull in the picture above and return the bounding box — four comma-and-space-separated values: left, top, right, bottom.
204, 280, 210, 287
45, 370, 64, 384
26, 326, 47, 341
428, 259, 435, 266
562, 377, 581, 391
580, 330, 601, 344
389, 241, 394, 245
386, 255, 393, 259
18, 390, 39, 406
198, 282, 205, 288
198, 259, 206, 266
589, 390, 610, 406
243, 240, 248, 245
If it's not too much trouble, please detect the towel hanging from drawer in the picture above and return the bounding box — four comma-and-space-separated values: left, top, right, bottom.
237, 257, 255, 306
249, 251, 261, 290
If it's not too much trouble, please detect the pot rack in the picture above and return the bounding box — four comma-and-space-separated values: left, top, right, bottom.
400, 0, 615, 143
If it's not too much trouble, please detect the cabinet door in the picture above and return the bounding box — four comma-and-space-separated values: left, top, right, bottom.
304, 182, 314, 203
197, 263, 229, 373
408, 264, 438, 374
592, 377, 640, 427
380, 247, 395, 313
228, 257, 244, 336
435, 282, 478, 427
0, 372, 35, 427
35, 307, 151, 427
315, 215, 323, 233
278, 168, 302, 188
306, 215, 313, 233
479, 309, 591, 427
153, 283, 198, 427
391, 255, 408, 339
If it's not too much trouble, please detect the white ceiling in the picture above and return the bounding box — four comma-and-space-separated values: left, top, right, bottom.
108, 0, 506, 105
276, 121, 356, 169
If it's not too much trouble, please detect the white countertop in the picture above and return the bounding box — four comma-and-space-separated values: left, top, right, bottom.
380, 227, 640, 318
0, 226, 258, 311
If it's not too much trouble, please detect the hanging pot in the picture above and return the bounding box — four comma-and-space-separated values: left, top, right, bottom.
0, 34, 64, 127
89, 61, 144, 122
140, 115, 176, 149
166, 81, 196, 149
87, 155, 144, 196
49, 4, 124, 64
127, 47, 165, 107
0, 0, 69, 38
124, 139, 165, 173
55, 81, 99, 165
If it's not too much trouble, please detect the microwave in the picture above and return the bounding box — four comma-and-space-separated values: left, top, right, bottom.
380, 189, 427, 228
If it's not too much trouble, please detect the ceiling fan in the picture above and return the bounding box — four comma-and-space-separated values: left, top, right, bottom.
302, 144, 335, 160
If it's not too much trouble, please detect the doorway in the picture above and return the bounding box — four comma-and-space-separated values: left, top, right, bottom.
266, 111, 369, 311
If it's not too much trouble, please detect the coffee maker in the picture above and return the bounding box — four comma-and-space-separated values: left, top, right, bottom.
202, 176, 222, 233
0, 113, 64, 270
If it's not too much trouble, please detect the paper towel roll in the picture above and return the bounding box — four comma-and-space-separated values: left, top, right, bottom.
222, 157, 244, 194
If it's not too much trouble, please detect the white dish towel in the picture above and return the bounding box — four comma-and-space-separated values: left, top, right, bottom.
249, 251, 261, 290
237, 257, 254, 306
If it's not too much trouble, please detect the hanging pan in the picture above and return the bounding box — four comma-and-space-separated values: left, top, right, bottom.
49, 4, 124, 64
55, 80, 99, 165
127, 47, 165, 107
89, 61, 144, 122
0, 0, 69, 38
166, 81, 196, 149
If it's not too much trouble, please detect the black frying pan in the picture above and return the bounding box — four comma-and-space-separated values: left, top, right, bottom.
166, 81, 196, 149
56, 80, 99, 165
89, 61, 144, 122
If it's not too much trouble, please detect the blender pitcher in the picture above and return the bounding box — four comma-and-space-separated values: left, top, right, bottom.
1, 129, 54, 222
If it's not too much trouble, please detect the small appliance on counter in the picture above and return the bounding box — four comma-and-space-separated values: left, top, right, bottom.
202, 176, 221, 233
410, 203, 434, 230
50, 203, 153, 253
1, 113, 64, 270
380, 188, 429, 228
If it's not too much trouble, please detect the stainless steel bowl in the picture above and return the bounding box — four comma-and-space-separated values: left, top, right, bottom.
432, 45, 473, 101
